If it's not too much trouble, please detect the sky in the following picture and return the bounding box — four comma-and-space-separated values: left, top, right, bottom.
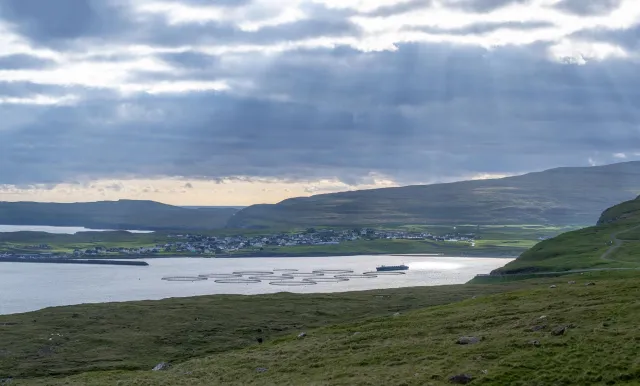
0, 0, 639, 205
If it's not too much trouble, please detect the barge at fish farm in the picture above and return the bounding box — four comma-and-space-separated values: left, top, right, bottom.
376, 264, 409, 272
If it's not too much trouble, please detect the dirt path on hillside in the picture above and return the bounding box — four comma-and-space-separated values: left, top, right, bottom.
600, 225, 640, 262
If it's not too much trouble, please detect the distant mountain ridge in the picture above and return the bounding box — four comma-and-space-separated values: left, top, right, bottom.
228, 162, 640, 228
0, 200, 239, 231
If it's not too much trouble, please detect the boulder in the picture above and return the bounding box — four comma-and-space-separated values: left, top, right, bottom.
0, 377, 12, 384
297, 332, 307, 339
449, 374, 473, 384
529, 340, 541, 346
568, 281, 576, 284
456, 336, 481, 345
256, 367, 268, 373
549, 285, 557, 289
586, 282, 596, 286
152, 362, 171, 371
551, 326, 567, 336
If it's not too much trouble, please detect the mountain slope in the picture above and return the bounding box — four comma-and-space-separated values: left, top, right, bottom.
492, 196, 640, 274
0, 200, 238, 231
228, 161, 640, 229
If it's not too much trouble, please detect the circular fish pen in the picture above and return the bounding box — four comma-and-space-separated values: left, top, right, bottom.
302, 277, 349, 283
269, 281, 318, 286
287, 272, 325, 277
214, 278, 261, 284
198, 273, 242, 279
362, 271, 406, 276
232, 271, 274, 276
312, 269, 354, 274
161, 276, 208, 282
335, 274, 378, 279
249, 275, 294, 281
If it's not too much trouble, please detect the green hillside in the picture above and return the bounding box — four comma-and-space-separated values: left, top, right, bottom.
492, 196, 640, 275
228, 161, 640, 229
0, 200, 238, 231
6, 271, 640, 385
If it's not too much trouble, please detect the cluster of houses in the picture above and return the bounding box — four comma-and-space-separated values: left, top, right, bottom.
1, 228, 477, 259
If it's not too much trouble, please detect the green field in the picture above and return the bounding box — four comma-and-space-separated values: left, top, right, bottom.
5, 271, 640, 385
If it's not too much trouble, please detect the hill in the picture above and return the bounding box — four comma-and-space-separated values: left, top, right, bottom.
492, 196, 640, 274
0, 200, 238, 231
227, 161, 640, 229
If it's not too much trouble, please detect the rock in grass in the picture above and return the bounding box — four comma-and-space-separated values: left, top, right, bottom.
256, 367, 268, 373
297, 332, 307, 339
456, 336, 480, 345
551, 326, 567, 336
529, 340, 541, 346
530, 325, 546, 332
449, 373, 473, 384
0, 377, 13, 384
152, 362, 171, 371
568, 281, 576, 284
549, 285, 557, 289
586, 282, 596, 286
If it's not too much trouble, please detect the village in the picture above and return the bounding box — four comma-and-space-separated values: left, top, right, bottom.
0, 228, 477, 260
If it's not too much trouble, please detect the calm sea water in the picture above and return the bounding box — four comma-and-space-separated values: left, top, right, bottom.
0, 255, 513, 315
0, 224, 152, 234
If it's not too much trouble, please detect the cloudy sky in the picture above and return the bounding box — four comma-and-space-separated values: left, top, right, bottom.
0, 0, 639, 205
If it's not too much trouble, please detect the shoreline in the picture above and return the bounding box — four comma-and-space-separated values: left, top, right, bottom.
0, 251, 519, 263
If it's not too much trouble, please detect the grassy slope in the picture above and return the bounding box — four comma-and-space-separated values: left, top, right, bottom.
228, 161, 640, 229
492, 196, 640, 274
18, 271, 640, 385
1, 283, 534, 380
0, 200, 237, 231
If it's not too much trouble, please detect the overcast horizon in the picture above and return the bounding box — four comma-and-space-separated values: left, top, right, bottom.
1, 0, 639, 205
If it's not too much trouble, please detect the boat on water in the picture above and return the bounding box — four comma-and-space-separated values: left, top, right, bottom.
376, 264, 409, 272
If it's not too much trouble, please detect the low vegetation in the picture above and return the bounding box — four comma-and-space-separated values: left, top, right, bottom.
10, 271, 640, 385
0, 282, 534, 380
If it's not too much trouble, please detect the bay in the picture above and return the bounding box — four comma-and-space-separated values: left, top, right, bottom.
0, 255, 513, 315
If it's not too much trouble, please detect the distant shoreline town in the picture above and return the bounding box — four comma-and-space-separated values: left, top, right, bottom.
0, 228, 477, 262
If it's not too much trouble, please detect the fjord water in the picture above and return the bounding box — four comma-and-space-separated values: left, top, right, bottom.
0, 255, 513, 315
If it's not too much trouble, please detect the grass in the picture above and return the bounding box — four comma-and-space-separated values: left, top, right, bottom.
0, 282, 537, 380
491, 224, 640, 274
14, 270, 640, 385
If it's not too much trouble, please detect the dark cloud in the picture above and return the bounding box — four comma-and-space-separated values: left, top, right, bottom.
571, 26, 640, 51
0, 0, 133, 44
443, 0, 530, 13
0, 0, 638, 188
0, 43, 639, 186
554, 0, 622, 16
365, 0, 528, 16
0, 54, 55, 70
405, 21, 554, 36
